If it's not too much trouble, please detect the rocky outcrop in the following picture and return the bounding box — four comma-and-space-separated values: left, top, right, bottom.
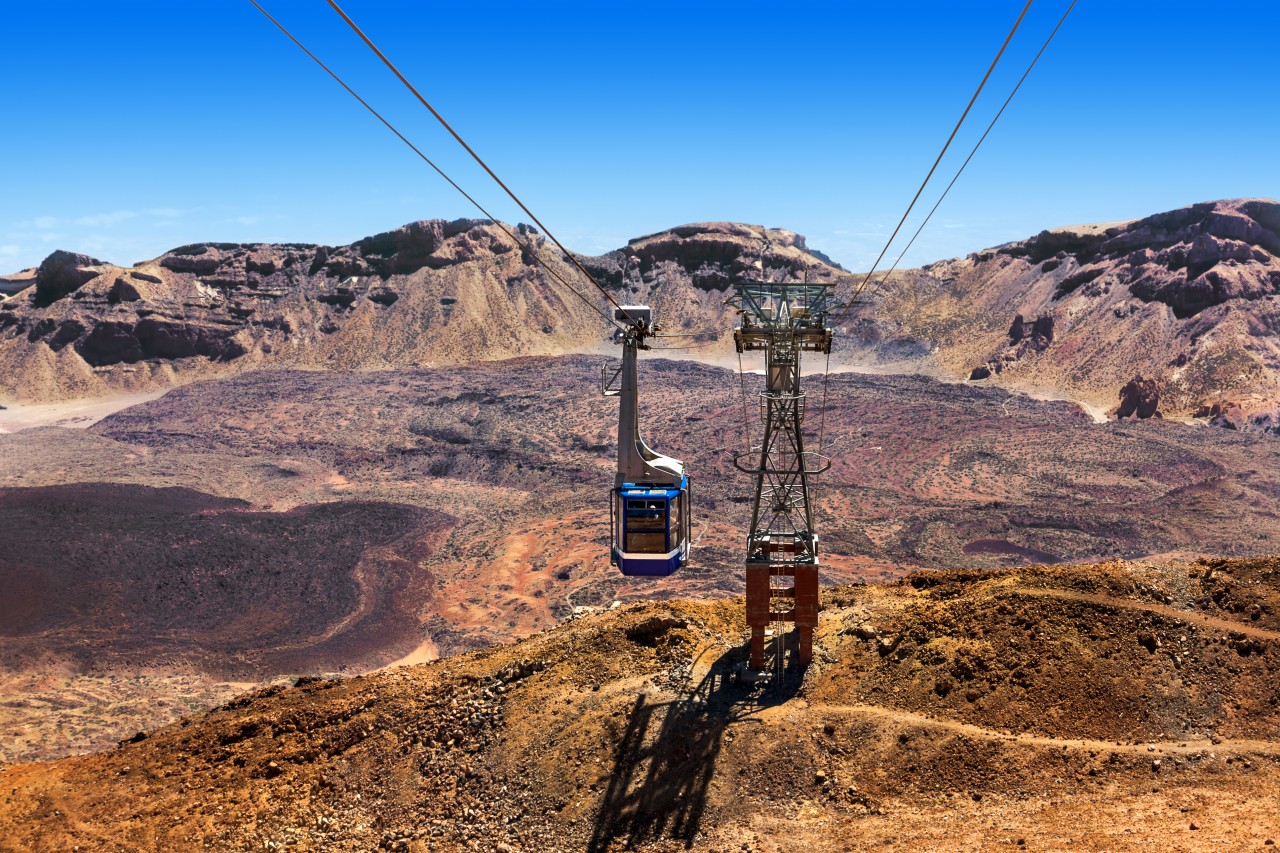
1193, 400, 1280, 435
1003, 199, 1280, 319
1007, 313, 1054, 348
579, 222, 844, 292
1116, 377, 1160, 419
34, 251, 104, 307
970, 313, 1057, 379
872, 198, 1280, 429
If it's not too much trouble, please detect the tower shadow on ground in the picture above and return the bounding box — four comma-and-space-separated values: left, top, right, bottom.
588, 635, 804, 852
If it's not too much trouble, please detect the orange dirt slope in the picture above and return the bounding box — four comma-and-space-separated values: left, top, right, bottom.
3, 555, 1280, 852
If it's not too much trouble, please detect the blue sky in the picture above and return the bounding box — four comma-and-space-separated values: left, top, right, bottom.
2, 1, 1277, 274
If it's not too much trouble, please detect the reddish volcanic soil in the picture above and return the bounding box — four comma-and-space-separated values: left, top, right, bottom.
3, 556, 1280, 852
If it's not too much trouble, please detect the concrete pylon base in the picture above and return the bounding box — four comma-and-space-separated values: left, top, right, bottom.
745, 563, 819, 671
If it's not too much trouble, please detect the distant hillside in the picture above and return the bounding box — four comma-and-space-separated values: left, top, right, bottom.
3, 202, 1280, 430
0, 220, 840, 403
861, 198, 1280, 429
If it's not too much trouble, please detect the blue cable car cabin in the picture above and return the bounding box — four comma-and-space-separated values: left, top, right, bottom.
605, 304, 692, 578
611, 476, 691, 576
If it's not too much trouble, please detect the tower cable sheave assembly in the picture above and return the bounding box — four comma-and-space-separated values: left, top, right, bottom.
730, 251, 834, 671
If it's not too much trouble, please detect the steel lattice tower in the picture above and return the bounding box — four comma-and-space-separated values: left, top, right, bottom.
731, 273, 834, 671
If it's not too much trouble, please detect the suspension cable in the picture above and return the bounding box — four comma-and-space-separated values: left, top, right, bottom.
816, 347, 832, 456
246, 0, 620, 330
324, 0, 632, 321
863, 0, 1077, 297
737, 347, 753, 454
831, 0, 1034, 328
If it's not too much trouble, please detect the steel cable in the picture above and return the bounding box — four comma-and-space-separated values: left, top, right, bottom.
324, 0, 634, 322
831, 0, 1035, 328
246, 0, 620, 330
737, 348, 754, 455
860, 0, 1078, 300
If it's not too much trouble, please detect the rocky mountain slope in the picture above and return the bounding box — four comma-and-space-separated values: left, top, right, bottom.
4, 555, 1279, 852
865, 198, 1280, 427
0, 220, 836, 403
3, 201, 1279, 428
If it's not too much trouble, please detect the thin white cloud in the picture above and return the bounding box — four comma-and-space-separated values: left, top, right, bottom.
235, 215, 264, 226
0, 244, 19, 257
32, 216, 59, 229
145, 207, 183, 218
74, 210, 138, 228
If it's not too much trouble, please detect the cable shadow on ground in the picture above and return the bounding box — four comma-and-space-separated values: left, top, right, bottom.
587, 637, 804, 852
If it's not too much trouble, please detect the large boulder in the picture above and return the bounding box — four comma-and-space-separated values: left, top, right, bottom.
34, 251, 104, 306
1117, 376, 1160, 419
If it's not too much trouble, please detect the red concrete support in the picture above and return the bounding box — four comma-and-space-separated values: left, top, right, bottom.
745, 562, 820, 670
745, 565, 771, 670
793, 564, 819, 665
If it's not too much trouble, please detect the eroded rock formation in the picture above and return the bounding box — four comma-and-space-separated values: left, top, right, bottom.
1116, 376, 1160, 419
0, 219, 842, 402
4, 201, 1280, 430
872, 198, 1280, 431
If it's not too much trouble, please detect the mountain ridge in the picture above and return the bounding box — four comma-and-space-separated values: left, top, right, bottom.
3, 200, 1279, 431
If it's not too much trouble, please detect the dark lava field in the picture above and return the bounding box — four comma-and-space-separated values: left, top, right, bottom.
4, 355, 1280, 762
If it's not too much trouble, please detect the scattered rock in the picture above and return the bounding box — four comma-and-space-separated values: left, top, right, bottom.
368, 286, 399, 306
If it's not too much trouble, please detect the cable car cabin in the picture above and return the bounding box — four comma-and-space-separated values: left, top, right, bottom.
610, 477, 691, 576
607, 304, 692, 577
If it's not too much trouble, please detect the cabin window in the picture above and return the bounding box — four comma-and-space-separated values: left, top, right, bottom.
625, 498, 668, 553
